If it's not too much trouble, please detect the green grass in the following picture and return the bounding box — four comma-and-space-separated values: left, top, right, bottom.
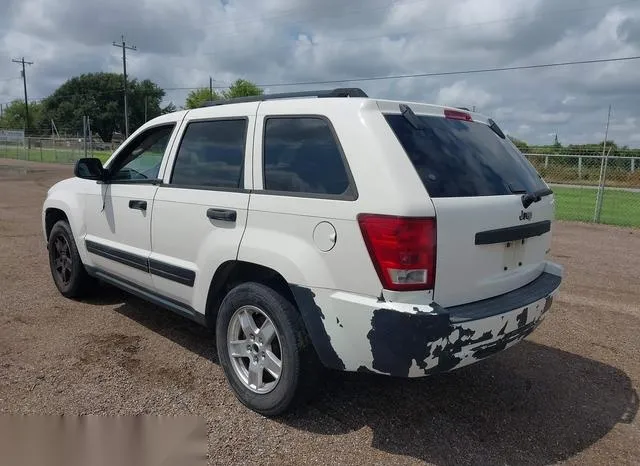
0, 145, 112, 164
553, 186, 640, 227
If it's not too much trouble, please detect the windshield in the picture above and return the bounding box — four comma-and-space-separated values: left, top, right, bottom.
385, 114, 547, 198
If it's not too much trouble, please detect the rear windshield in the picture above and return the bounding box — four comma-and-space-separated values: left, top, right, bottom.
385, 114, 546, 198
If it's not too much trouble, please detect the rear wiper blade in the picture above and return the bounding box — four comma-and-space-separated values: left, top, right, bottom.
399, 103, 425, 130
488, 118, 506, 139
521, 188, 554, 208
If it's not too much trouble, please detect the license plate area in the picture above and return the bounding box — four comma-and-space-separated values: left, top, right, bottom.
503, 238, 527, 271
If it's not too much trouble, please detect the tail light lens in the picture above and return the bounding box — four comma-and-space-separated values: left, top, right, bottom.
357, 214, 436, 291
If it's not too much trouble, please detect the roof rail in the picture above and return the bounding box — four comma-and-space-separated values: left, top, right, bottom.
200, 87, 368, 107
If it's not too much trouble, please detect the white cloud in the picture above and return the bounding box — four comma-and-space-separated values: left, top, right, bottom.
436, 81, 495, 110
0, 0, 639, 145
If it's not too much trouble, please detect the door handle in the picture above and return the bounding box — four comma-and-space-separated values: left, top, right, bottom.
129, 200, 147, 211
206, 208, 237, 222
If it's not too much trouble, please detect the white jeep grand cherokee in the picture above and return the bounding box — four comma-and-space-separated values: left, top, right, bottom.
43, 88, 563, 416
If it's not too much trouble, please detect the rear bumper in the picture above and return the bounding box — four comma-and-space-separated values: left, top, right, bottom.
291, 261, 563, 378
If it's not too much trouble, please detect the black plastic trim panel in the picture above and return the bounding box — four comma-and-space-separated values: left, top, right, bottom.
447, 272, 561, 323
148, 258, 196, 287
85, 240, 148, 272
475, 220, 551, 245
85, 240, 196, 287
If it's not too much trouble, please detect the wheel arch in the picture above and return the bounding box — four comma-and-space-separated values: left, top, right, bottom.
204, 260, 296, 329
204, 260, 344, 370
44, 208, 69, 241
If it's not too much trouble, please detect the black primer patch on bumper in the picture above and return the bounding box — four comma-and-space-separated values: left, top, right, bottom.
289, 285, 345, 371
367, 302, 540, 377
367, 310, 451, 377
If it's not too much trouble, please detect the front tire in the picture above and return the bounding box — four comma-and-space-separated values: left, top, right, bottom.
216, 282, 317, 416
48, 220, 96, 298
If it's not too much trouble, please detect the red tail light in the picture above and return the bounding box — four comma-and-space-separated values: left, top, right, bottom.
444, 109, 472, 121
358, 214, 436, 291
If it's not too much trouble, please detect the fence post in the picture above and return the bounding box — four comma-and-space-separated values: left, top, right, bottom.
578, 155, 582, 179
40, 141, 43, 162
544, 156, 549, 168
632, 158, 636, 173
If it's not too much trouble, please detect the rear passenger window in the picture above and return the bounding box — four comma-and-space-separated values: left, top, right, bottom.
263, 117, 353, 197
171, 119, 247, 188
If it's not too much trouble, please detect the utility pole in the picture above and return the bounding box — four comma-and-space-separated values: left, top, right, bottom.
112, 36, 136, 138
594, 105, 612, 223
12, 57, 34, 138
209, 76, 213, 100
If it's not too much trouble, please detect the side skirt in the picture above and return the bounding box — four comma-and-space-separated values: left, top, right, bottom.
85, 266, 207, 327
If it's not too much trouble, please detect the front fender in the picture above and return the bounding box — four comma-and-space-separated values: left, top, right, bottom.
42, 178, 90, 264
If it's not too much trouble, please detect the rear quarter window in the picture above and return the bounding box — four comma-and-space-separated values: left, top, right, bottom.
262, 117, 356, 199
385, 114, 546, 198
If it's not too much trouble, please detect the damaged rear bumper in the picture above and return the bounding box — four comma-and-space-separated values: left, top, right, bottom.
291, 261, 563, 378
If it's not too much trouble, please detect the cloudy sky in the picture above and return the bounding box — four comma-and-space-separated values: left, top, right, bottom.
1, 0, 639, 145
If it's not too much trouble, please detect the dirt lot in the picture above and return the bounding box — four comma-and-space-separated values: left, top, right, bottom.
1, 159, 639, 465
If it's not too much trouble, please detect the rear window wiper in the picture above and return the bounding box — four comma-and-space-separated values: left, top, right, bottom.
520, 188, 554, 208
488, 118, 506, 139
399, 104, 425, 130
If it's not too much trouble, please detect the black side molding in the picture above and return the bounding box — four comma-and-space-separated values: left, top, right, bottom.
149, 259, 195, 287
85, 240, 196, 287
475, 220, 551, 245
85, 240, 148, 272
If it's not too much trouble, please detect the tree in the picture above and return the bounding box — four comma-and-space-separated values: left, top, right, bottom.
41, 72, 166, 142
0, 99, 44, 132
185, 88, 220, 109
222, 79, 263, 99
507, 135, 529, 152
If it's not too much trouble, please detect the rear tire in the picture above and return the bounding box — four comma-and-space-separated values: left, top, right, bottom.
48, 220, 96, 298
216, 282, 318, 416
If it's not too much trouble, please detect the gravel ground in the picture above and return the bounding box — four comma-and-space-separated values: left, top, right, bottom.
1, 159, 639, 465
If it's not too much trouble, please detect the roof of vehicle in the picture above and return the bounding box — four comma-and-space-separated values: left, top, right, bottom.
178, 87, 492, 125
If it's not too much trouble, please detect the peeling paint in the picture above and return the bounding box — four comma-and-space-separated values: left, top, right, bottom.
367, 309, 450, 377
516, 307, 529, 328
357, 365, 375, 374
367, 300, 543, 377
472, 321, 536, 359
290, 285, 345, 370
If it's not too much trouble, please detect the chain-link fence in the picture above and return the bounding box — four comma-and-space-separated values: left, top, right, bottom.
1, 128, 638, 228
524, 150, 640, 228
0, 136, 117, 164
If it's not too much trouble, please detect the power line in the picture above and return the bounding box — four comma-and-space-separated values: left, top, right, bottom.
113, 35, 137, 138
6, 54, 640, 106
161, 55, 640, 91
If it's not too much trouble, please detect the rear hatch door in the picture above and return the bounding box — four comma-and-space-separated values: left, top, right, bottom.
384, 105, 554, 307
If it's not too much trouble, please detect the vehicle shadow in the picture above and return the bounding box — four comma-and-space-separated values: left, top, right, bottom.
111, 292, 638, 466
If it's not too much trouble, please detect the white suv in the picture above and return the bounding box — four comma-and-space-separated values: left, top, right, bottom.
43, 88, 563, 415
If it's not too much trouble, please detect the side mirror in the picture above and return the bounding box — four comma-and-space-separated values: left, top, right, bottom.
74, 158, 105, 181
